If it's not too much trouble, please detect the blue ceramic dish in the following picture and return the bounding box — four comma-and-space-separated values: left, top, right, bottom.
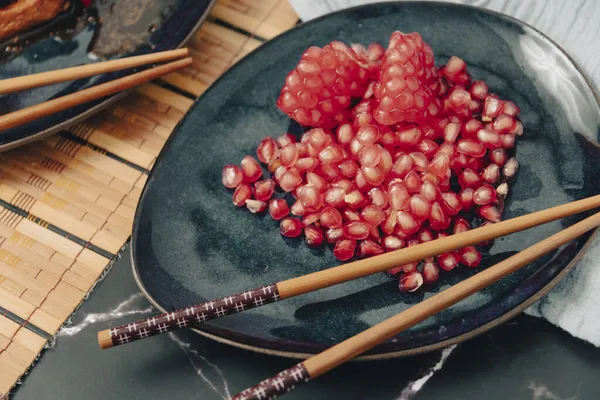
131, 1, 600, 359
0, 0, 215, 150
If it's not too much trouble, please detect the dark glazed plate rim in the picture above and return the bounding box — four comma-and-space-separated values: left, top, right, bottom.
0, 0, 217, 152
131, 1, 600, 360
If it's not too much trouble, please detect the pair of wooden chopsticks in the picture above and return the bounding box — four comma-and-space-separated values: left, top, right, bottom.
97, 195, 600, 399
0, 48, 193, 132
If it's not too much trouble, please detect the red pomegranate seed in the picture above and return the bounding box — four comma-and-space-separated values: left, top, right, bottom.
469, 80, 488, 100
256, 137, 278, 163
273, 165, 287, 182
501, 134, 516, 148
349, 138, 364, 159
323, 187, 346, 208
429, 201, 450, 231
476, 129, 502, 149
295, 142, 309, 157
478, 204, 502, 222
268, 159, 282, 173
299, 185, 323, 212
339, 160, 359, 178
417, 139, 439, 156
417, 228, 435, 243
232, 183, 252, 207
444, 56, 466, 75
383, 235, 404, 251
276, 133, 296, 148
354, 169, 369, 191
510, 120, 523, 136
481, 163, 500, 184
399, 271, 424, 292
306, 172, 327, 192
391, 153, 414, 178
448, 89, 471, 111
404, 170, 421, 193
443, 122, 461, 142
304, 225, 324, 247
279, 169, 303, 192
332, 178, 354, 193
463, 119, 483, 138
467, 157, 484, 173
437, 251, 459, 271
333, 239, 357, 261
305, 128, 332, 150
397, 127, 422, 147
396, 211, 420, 235
246, 199, 267, 214
458, 168, 482, 189
315, 162, 341, 181
379, 148, 393, 173
358, 145, 382, 167
497, 182, 509, 199
428, 153, 450, 178
290, 200, 305, 216
409, 194, 431, 220
295, 157, 318, 172
342, 209, 361, 222
280, 217, 302, 238
441, 192, 462, 216
319, 144, 345, 164
361, 205, 385, 226
490, 148, 507, 166
453, 216, 471, 234
325, 227, 344, 243
222, 165, 243, 188
422, 258, 440, 284
320, 207, 343, 228
388, 183, 410, 210
368, 187, 388, 208
268, 199, 289, 220
358, 240, 384, 258
450, 153, 468, 171
482, 96, 504, 121
241, 155, 262, 182
380, 130, 397, 147
409, 152, 428, 172
493, 114, 516, 133
420, 181, 440, 203
302, 212, 320, 226
356, 124, 380, 144
503, 158, 519, 179
343, 221, 371, 240
502, 101, 520, 116
362, 166, 385, 186
345, 189, 366, 209
336, 123, 354, 145
382, 209, 398, 234
457, 139, 486, 158
460, 246, 482, 267
254, 179, 275, 201
280, 144, 299, 167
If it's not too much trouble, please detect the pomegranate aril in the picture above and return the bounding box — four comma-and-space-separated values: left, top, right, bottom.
482, 96, 504, 121
280, 217, 302, 238
422, 258, 440, 284
501, 133, 516, 149
437, 251, 459, 271
490, 148, 508, 166
404, 170, 421, 193
382, 209, 398, 234
469, 80, 488, 100
396, 211, 421, 235
492, 114, 516, 133
409, 194, 431, 220
388, 183, 410, 210
368, 187, 388, 208
409, 152, 428, 172
429, 201, 450, 231
268, 159, 282, 173
476, 129, 502, 148
453, 216, 471, 234
441, 192, 462, 216
356, 124, 379, 144
361, 205, 385, 226
391, 153, 414, 178
478, 204, 502, 222
344, 189, 366, 210
306, 172, 327, 192
320, 207, 343, 228
510, 120, 523, 136
299, 185, 323, 212
362, 166, 385, 186
457, 139, 486, 158
417, 228, 435, 243
326, 227, 344, 243
428, 153, 450, 178
233, 183, 252, 207
295, 157, 318, 172
336, 123, 354, 145
399, 271, 424, 292
319, 144, 345, 163
358, 240, 384, 258
279, 169, 303, 192
443, 122, 460, 142
315, 162, 341, 181
246, 199, 267, 214
503, 157, 519, 179
397, 127, 422, 147
333, 239, 357, 261
302, 212, 321, 227
444, 56, 466, 76
379, 148, 394, 173
417, 139, 439, 156
269, 199, 290, 220
458, 168, 482, 189
460, 246, 482, 267
502, 100, 520, 116
497, 182, 509, 198
343, 221, 371, 240
383, 235, 404, 251
323, 187, 345, 208
254, 179, 275, 201
332, 178, 354, 193
256, 137, 278, 163
276, 133, 296, 148
306, 128, 332, 150
463, 119, 483, 138
304, 225, 324, 247
420, 181, 440, 202
222, 165, 243, 188
481, 163, 500, 184
241, 155, 262, 182
280, 144, 299, 167
339, 160, 359, 178
342, 208, 361, 222
358, 145, 382, 167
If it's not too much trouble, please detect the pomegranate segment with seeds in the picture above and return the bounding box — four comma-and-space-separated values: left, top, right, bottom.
222, 30, 523, 294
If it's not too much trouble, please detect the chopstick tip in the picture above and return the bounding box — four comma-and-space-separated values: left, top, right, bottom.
97, 330, 114, 350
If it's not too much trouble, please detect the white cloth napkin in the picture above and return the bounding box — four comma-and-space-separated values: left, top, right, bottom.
288, 0, 600, 346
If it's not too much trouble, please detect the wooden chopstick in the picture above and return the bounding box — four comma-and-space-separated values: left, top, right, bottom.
0, 48, 190, 95
0, 57, 193, 132
230, 211, 600, 400
97, 194, 600, 350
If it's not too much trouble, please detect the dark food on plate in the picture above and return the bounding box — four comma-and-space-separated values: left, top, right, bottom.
221, 31, 522, 293
0, 0, 69, 41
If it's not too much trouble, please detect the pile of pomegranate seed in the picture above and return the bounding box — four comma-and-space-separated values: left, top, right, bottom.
222, 31, 522, 293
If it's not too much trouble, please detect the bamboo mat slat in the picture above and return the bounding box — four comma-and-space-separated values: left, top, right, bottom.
0, 1, 299, 397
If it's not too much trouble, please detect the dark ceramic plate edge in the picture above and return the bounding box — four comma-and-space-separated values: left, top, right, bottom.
0, 0, 217, 153
130, 1, 600, 360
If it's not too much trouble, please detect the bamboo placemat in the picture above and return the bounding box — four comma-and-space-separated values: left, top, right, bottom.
0, 1, 299, 397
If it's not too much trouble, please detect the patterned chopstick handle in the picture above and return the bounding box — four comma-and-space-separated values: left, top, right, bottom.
99, 284, 280, 348
232, 363, 310, 400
